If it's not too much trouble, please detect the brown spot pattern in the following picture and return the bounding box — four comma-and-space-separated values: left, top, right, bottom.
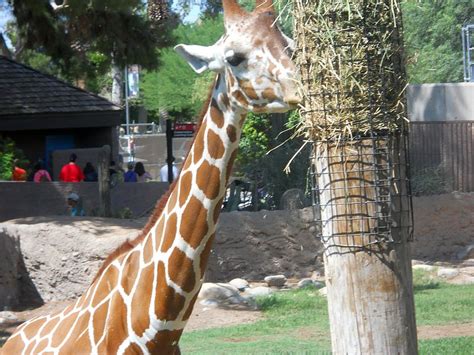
154, 218, 165, 252
155, 262, 185, 320
102, 293, 128, 354
196, 161, 221, 200
168, 247, 196, 293
91, 266, 118, 307
210, 99, 224, 128
193, 126, 206, 164
121, 251, 140, 295
234, 90, 248, 107
179, 172, 192, 207
167, 189, 178, 214
142, 235, 154, 264
226, 125, 237, 142
206, 130, 225, 160
179, 196, 209, 249
219, 93, 230, 109
31, 338, 49, 354
39, 317, 60, 338
262, 87, 278, 101
161, 213, 177, 253
147, 329, 183, 354
50, 314, 77, 347
238, 79, 259, 100
93, 301, 109, 344
123, 342, 142, 354
131, 265, 154, 336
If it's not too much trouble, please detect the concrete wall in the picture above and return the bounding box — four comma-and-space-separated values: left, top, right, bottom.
407, 83, 474, 122
0, 181, 169, 222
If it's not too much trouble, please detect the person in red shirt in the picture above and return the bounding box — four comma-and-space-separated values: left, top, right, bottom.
59, 153, 85, 182
12, 159, 27, 181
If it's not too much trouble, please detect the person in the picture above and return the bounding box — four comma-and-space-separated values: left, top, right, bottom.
33, 162, 52, 182
59, 153, 84, 182
12, 159, 27, 181
66, 192, 85, 216
83, 162, 98, 182
134, 162, 152, 183
160, 157, 179, 182
124, 162, 138, 182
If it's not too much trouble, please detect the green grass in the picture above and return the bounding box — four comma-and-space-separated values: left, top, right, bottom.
419, 337, 474, 355
181, 272, 474, 354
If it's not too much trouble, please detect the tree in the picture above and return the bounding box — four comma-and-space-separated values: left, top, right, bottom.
402, 0, 474, 83
140, 16, 223, 121
4, 0, 175, 91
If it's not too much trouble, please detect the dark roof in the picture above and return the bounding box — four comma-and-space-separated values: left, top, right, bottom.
0, 55, 121, 116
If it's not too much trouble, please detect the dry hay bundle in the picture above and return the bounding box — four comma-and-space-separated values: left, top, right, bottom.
293, 0, 408, 142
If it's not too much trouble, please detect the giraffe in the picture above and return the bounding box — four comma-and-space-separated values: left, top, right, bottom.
1, 0, 300, 353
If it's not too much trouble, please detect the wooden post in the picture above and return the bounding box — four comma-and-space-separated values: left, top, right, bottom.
294, 0, 418, 352
314, 137, 417, 354
98, 145, 111, 217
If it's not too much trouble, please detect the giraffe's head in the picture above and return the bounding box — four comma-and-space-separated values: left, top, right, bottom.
175, 0, 300, 114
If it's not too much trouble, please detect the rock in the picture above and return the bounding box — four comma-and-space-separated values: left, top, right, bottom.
459, 266, 474, 276
457, 244, 474, 260
199, 283, 240, 301
461, 259, 474, 267
411, 259, 424, 265
318, 287, 327, 297
437, 268, 459, 279
229, 278, 249, 291
244, 286, 273, 298
298, 278, 315, 288
264, 275, 287, 287
412, 264, 437, 272
0, 311, 18, 324
449, 275, 474, 285
297, 278, 324, 289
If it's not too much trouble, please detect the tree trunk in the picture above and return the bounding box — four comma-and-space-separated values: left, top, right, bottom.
98, 145, 111, 217
314, 136, 417, 354
111, 61, 123, 106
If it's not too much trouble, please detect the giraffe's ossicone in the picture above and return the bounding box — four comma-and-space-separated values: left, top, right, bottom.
1, 0, 300, 354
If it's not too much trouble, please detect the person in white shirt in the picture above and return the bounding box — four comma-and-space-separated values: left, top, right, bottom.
160, 156, 179, 182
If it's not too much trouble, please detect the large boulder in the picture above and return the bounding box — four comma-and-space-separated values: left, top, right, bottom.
0, 216, 141, 306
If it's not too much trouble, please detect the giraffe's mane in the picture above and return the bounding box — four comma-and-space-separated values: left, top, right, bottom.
92, 76, 217, 283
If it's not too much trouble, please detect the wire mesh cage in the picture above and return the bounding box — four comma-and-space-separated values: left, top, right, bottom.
294, 0, 413, 254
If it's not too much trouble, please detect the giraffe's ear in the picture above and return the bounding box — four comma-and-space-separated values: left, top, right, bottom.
174, 44, 223, 74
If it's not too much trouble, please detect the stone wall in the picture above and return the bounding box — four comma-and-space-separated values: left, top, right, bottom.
0, 181, 169, 222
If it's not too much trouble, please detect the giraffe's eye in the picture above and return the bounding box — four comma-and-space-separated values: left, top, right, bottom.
226, 53, 246, 67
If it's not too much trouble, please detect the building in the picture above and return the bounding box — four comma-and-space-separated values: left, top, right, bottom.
0, 55, 122, 175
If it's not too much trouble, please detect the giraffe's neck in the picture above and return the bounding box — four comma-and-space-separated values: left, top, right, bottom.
90, 73, 245, 352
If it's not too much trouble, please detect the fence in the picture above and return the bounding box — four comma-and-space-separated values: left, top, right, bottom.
409, 121, 474, 192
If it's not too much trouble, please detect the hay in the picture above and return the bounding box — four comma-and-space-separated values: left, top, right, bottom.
293, 0, 408, 142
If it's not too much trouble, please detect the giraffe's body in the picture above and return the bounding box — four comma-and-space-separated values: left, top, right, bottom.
1, 1, 299, 353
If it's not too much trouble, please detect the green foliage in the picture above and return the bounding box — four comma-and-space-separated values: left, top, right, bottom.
6, 0, 175, 92
236, 111, 310, 209
141, 16, 224, 120
237, 113, 271, 168
402, 0, 474, 83
0, 135, 27, 181
411, 166, 452, 196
